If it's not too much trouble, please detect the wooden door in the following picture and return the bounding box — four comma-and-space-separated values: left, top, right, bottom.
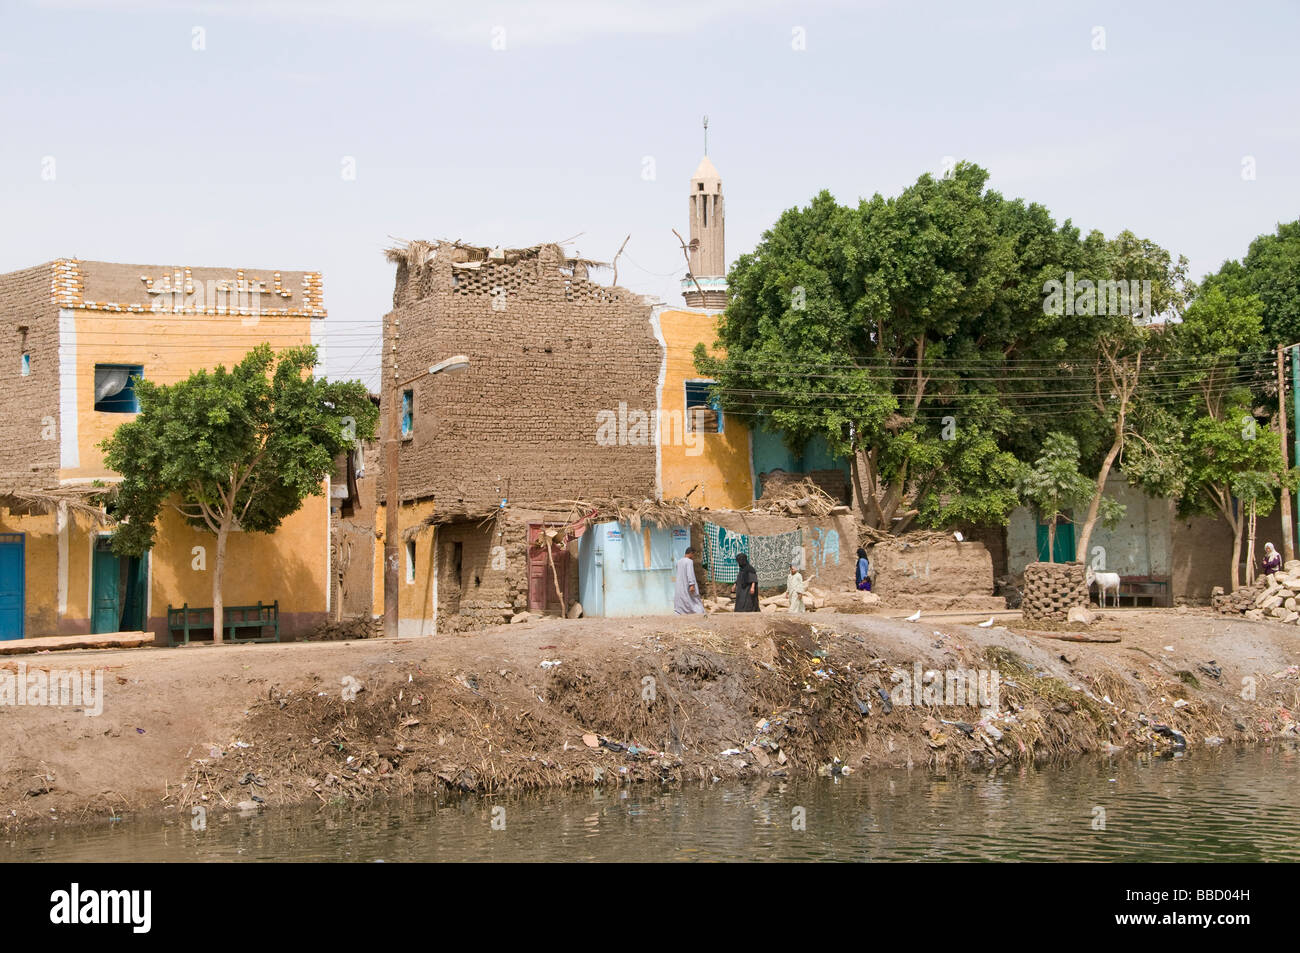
527, 524, 568, 613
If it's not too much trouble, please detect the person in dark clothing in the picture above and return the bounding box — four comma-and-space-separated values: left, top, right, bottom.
733, 553, 760, 612
855, 547, 872, 591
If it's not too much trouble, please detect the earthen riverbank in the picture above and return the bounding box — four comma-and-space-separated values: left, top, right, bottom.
3, 609, 1297, 834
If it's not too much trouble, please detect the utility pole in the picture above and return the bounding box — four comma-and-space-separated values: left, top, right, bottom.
1293, 345, 1300, 560
383, 310, 401, 640
1280, 345, 1298, 564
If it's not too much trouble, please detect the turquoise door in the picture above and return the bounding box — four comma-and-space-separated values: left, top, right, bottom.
0, 533, 23, 640
120, 553, 148, 631
91, 539, 121, 634
1036, 522, 1076, 563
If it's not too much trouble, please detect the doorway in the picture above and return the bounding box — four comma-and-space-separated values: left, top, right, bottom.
527, 524, 569, 614
1035, 520, 1076, 564
91, 536, 148, 634
439, 540, 464, 614
0, 533, 23, 640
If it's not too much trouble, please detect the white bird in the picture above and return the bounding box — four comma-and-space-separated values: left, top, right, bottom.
905, 609, 922, 622
978, 616, 995, 628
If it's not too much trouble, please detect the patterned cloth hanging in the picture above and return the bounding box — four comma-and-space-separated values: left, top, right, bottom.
703, 522, 803, 589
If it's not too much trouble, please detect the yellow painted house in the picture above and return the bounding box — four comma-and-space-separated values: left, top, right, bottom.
655, 306, 753, 509
0, 259, 331, 642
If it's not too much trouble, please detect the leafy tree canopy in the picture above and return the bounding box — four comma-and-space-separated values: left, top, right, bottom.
697, 163, 1181, 532
102, 344, 377, 639
1202, 219, 1300, 348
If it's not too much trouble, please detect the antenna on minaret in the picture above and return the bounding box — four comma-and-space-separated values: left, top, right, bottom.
702, 115, 709, 155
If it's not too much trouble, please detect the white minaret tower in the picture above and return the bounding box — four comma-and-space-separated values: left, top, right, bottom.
683, 117, 727, 309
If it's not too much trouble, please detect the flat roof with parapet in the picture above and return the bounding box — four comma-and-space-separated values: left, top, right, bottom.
41, 258, 326, 318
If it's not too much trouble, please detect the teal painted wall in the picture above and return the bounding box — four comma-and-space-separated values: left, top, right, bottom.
751, 426, 850, 497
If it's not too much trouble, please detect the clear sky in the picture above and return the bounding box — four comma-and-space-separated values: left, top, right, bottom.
3, 0, 1297, 391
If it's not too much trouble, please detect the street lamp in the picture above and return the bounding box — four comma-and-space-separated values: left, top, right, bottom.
383, 353, 469, 639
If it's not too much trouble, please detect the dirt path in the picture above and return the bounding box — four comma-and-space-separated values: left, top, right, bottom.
2, 608, 1297, 834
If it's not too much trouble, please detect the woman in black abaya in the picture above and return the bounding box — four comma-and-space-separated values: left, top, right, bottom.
733, 552, 760, 612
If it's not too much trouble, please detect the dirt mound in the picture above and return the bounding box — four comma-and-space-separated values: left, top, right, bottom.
170, 612, 1248, 820
177, 620, 878, 811
6, 610, 1297, 834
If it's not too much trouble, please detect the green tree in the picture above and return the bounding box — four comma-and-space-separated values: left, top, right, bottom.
101, 344, 377, 640
1016, 433, 1098, 562
1168, 290, 1280, 589
1232, 469, 1280, 586
1180, 401, 1284, 590
1203, 220, 1300, 347
1067, 231, 1188, 563
697, 163, 1089, 531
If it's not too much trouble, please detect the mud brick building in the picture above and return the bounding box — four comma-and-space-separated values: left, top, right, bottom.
377, 240, 662, 633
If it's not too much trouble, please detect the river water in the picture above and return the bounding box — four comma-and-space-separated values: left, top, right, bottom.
5, 744, 1299, 862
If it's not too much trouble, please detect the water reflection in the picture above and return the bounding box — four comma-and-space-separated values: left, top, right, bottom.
5, 744, 1299, 862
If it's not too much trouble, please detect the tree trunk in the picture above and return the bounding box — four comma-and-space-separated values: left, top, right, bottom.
1229, 512, 1242, 593
543, 534, 565, 611
1074, 431, 1123, 564
850, 446, 873, 524
1245, 501, 1257, 587
853, 445, 892, 529
878, 458, 909, 528
1047, 519, 1057, 564
213, 519, 230, 644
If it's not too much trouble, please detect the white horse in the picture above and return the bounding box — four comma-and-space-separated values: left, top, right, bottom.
1086, 569, 1121, 607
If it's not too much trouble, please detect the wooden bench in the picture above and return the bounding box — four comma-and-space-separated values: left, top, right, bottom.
1115, 577, 1170, 608
167, 601, 280, 646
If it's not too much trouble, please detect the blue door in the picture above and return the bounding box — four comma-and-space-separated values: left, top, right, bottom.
0, 533, 24, 640
1035, 521, 1076, 563
92, 538, 121, 634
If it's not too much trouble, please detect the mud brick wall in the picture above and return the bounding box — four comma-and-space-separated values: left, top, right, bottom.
964, 523, 1009, 579
434, 514, 579, 633
331, 513, 375, 618
384, 244, 660, 509
435, 520, 513, 632
870, 539, 995, 597
1021, 561, 1088, 620
0, 263, 61, 490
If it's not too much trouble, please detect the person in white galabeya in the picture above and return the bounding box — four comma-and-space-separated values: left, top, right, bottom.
786, 563, 809, 613
674, 546, 705, 614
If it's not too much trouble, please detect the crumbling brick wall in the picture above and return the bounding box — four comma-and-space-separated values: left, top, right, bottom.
0, 263, 60, 490
384, 243, 660, 510
434, 519, 512, 632
869, 538, 995, 598
331, 515, 375, 618
434, 513, 579, 633
330, 452, 378, 621
1021, 561, 1088, 621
